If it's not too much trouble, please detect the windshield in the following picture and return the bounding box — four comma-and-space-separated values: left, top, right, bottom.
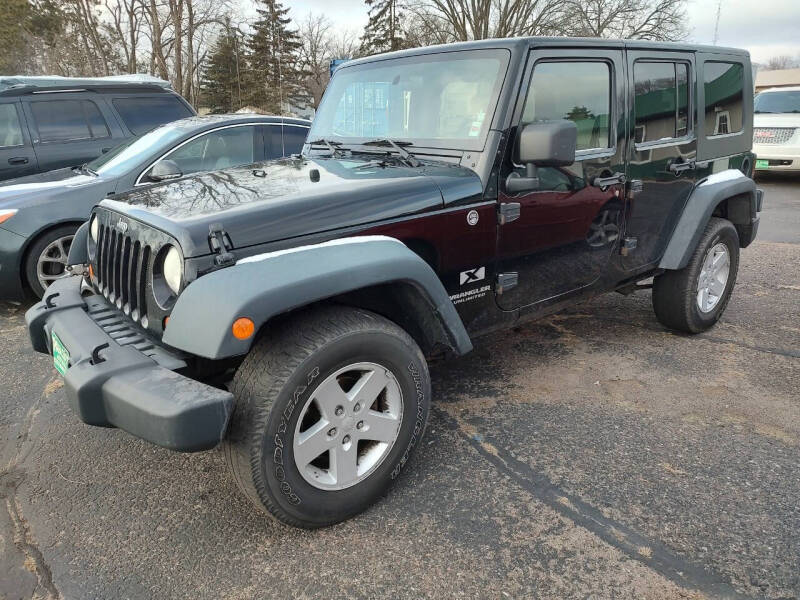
309, 49, 510, 151
754, 90, 800, 114
86, 123, 189, 177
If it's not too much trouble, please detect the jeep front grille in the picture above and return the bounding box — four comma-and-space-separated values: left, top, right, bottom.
753, 127, 796, 145
95, 221, 152, 326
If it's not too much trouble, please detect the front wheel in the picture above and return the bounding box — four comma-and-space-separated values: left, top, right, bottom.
24, 225, 77, 298
652, 217, 740, 333
223, 306, 430, 528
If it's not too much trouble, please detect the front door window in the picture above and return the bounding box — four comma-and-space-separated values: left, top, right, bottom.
159, 126, 256, 176
496, 52, 626, 311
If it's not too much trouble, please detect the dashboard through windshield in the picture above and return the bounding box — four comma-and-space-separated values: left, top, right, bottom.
309, 49, 511, 152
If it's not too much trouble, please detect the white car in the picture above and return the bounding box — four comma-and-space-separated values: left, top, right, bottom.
753, 86, 800, 173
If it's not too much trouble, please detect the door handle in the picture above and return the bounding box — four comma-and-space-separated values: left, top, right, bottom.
8, 157, 29, 165
101, 147, 112, 153
591, 172, 626, 189
668, 160, 695, 174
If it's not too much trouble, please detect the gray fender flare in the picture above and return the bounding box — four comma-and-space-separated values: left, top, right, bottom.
659, 170, 757, 270
67, 221, 89, 266
162, 236, 473, 359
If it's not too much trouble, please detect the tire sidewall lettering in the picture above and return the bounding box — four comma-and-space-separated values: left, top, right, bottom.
391, 361, 426, 480
271, 366, 320, 505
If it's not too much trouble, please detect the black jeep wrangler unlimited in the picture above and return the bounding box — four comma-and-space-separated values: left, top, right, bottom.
27, 38, 762, 528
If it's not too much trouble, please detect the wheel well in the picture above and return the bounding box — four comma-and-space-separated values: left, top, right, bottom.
257, 281, 455, 359
20, 221, 83, 289
711, 193, 752, 243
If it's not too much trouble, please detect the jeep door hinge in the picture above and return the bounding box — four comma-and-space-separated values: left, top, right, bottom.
495, 272, 518, 294
208, 223, 235, 267
498, 202, 521, 225
620, 237, 637, 256
627, 179, 643, 199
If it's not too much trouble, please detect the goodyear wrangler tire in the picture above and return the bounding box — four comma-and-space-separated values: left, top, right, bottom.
652, 217, 740, 334
223, 305, 430, 528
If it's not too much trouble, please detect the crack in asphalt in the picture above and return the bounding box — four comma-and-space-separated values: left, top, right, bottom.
4, 494, 60, 599
0, 374, 62, 600
434, 407, 762, 600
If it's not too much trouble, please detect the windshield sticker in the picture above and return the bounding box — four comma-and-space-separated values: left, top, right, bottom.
468, 111, 486, 137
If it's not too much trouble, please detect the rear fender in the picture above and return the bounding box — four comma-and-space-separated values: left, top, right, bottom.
659, 170, 760, 270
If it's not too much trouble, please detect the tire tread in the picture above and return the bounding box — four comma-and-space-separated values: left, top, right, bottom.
222, 305, 426, 528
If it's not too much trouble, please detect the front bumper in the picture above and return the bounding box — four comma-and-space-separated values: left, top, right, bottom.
25, 276, 234, 452
753, 142, 800, 171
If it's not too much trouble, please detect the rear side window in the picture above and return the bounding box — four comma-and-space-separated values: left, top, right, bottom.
633, 61, 690, 144
30, 100, 110, 142
282, 126, 308, 155
703, 62, 744, 136
113, 96, 193, 135
264, 125, 308, 159
522, 61, 612, 152
0, 104, 24, 148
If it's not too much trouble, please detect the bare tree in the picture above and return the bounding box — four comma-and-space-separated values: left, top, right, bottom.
104, 0, 146, 73
765, 55, 798, 71
298, 13, 360, 109
405, 0, 569, 42
298, 14, 332, 109
564, 0, 688, 41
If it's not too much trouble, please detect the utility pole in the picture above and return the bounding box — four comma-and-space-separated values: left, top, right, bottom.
713, 0, 723, 45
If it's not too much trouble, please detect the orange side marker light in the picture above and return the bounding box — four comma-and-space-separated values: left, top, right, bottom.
232, 317, 255, 340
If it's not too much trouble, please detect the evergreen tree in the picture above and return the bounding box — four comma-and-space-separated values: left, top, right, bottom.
0, 0, 31, 74
359, 0, 405, 56
201, 24, 245, 114
246, 0, 307, 114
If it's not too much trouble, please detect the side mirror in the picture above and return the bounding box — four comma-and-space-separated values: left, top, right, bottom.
147, 160, 183, 182
506, 120, 578, 194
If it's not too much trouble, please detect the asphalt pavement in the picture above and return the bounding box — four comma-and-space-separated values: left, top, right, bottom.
1, 177, 798, 600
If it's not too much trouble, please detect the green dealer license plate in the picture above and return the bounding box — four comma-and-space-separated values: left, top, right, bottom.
52, 332, 70, 376
755, 159, 769, 169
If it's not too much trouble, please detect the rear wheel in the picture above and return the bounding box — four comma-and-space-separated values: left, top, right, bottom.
652, 217, 739, 333
24, 225, 78, 298
223, 305, 430, 528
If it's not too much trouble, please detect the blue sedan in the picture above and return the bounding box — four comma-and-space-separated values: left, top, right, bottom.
0, 114, 310, 298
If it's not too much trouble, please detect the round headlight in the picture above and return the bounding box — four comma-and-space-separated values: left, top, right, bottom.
89, 215, 99, 242
163, 246, 183, 294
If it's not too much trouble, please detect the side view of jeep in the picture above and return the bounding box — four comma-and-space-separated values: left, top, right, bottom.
26, 38, 762, 528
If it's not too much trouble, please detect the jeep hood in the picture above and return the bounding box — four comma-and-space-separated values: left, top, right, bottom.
103, 155, 482, 257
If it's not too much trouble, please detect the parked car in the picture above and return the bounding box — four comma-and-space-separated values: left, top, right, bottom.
752, 86, 800, 173
27, 38, 761, 528
0, 114, 310, 298
0, 75, 196, 182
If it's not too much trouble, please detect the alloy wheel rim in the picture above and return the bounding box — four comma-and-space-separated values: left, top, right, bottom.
36, 235, 74, 291
696, 242, 730, 313
587, 209, 620, 248
292, 362, 403, 491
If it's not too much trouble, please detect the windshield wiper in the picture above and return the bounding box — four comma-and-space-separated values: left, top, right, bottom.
309, 138, 345, 157
73, 163, 98, 176
362, 139, 420, 167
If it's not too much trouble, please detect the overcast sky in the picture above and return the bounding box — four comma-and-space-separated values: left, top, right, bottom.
270, 0, 800, 65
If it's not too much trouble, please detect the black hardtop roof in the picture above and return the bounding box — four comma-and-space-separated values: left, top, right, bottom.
341, 36, 750, 68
